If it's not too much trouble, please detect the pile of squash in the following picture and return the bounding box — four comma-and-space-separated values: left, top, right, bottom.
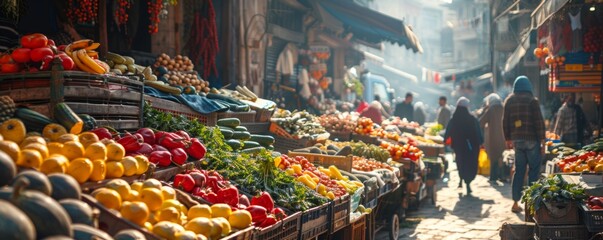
0, 150, 146, 239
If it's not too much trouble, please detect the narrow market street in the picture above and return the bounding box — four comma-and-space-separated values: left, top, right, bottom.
377, 154, 523, 240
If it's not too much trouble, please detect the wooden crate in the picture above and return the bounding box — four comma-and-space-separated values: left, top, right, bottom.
535, 224, 589, 240
273, 136, 313, 154
269, 122, 296, 139
253, 212, 301, 240
534, 201, 580, 225
329, 131, 352, 141
299, 203, 330, 240
330, 195, 351, 234
287, 151, 353, 172
255, 108, 275, 122
144, 95, 218, 126
342, 213, 367, 240
499, 222, 535, 240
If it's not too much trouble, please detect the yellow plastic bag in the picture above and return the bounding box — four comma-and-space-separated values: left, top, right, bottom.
478, 148, 490, 176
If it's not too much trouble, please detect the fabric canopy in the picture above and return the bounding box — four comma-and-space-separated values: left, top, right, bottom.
531, 0, 570, 29
504, 30, 532, 72
444, 64, 490, 82
314, 0, 423, 53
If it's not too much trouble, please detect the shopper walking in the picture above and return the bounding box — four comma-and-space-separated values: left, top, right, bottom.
502, 76, 545, 213
479, 93, 506, 184
394, 92, 414, 122
436, 96, 452, 128
445, 97, 483, 196
554, 93, 591, 147
414, 102, 427, 126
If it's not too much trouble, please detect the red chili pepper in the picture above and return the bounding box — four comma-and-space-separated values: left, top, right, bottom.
217, 185, 239, 207
170, 148, 188, 166
271, 207, 287, 221
90, 128, 112, 140
159, 132, 186, 150
173, 174, 185, 188
251, 192, 274, 212
186, 138, 206, 160
175, 130, 191, 141
136, 128, 156, 145
258, 215, 277, 228
149, 150, 172, 167
117, 133, 143, 152
246, 205, 268, 224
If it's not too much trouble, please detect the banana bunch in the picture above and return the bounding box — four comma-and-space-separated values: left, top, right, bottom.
65, 39, 109, 74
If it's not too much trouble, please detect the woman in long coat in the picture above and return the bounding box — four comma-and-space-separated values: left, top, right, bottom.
445, 97, 483, 195
479, 93, 506, 183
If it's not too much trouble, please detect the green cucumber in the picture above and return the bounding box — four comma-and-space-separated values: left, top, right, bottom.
78, 114, 97, 131
217, 118, 240, 128
232, 131, 251, 140
225, 139, 242, 150
242, 141, 261, 149
54, 103, 84, 134
234, 126, 248, 132
266, 145, 274, 151
219, 128, 234, 139
241, 146, 266, 154
14, 107, 54, 132
249, 134, 275, 146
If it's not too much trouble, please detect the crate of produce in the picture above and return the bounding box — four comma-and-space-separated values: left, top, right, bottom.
287, 151, 353, 172
253, 211, 301, 240
417, 144, 444, 158
330, 195, 351, 233
534, 201, 580, 225
580, 203, 603, 232
534, 224, 589, 240
299, 202, 330, 240
144, 95, 218, 126
499, 222, 535, 240
341, 213, 367, 240
329, 131, 352, 141
255, 108, 275, 122
269, 122, 296, 139
351, 133, 381, 146
273, 135, 313, 154
240, 122, 270, 134
218, 110, 257, 123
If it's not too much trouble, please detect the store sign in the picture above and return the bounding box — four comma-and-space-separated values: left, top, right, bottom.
565, 64, 583, 72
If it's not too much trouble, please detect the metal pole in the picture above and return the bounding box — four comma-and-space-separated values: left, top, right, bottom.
490, 0, 496, 92
599, 66, 603, 137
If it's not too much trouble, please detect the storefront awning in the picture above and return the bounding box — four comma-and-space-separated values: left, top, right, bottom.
444, 64, 490, 82
310, 0, 423, 53
531, 0, 570, 29
504, 31, 531, 72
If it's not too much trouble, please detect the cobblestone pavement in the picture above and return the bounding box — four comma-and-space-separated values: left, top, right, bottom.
376, 155, 525, 240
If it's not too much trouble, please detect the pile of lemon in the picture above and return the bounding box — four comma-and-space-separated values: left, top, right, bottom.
93, 179, 252, 239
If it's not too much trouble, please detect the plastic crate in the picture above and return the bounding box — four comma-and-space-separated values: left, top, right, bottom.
533, 201, 580, 225
269, 122, 296, 139
253, 212, 301, 240
144, 95, 218, 126
330, 195, 351, 233
534, 224, 589, 240
499, 222, 535, 240
218, 110, 257, 123
287, 152, 353, 172
299, 202, 330, 240
581, 203, 603, 232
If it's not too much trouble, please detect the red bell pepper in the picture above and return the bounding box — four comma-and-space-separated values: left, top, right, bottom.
90, 128, 112, 141
239, 194, 250, 207
173, 174, 186, 188
180, 174, 196, 192
189, 172, 206, 187
218, 185, 240, 207
159, 132, 186, 150
154, 131, 168, 144
117, 133, 144, 152
202, 191, 219, 204
153, 144, 168, 152
207, 170, 224, 181
246, 205, 268, 224
149, 150, 172, 167
170, 148, 188, 166
251, 192, 274, 212
192, 186, 202, 196
135, 143, 154, 156
271, 207, 287, 220
205, 176, 219, 191
258, 215, 277, 228
136, 128, 156, 145
186, 138, 206, 160
175, 130, 191, 141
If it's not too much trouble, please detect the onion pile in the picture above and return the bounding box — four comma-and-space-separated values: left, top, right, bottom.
164, 71, 210, 94
154, 53, 194, 71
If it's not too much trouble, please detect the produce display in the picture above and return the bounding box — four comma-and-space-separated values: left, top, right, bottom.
218, 118, 275, 152
64, 39, 109, 74
271, 110, 329, 139
318, 113, 357, 133
1, 33, 75, 73
154, 53, 195, 72
381, 117, 422, 130
355, 117, 401, 141
553, 140, 603, 173
326, 140, 391, 162
380, 141, 423, 162
160, 71, 210, 94
104, 51, 155, 78
522, 174, 587, 215
352, 156, 394, 172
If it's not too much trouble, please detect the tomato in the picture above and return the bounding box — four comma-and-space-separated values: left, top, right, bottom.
30, 47, 54, 62
57, 54, 75, 70
1, 63, 21, 73
11, 48, 31, 63
21, 33, 48, 49
0, 54, 14, 64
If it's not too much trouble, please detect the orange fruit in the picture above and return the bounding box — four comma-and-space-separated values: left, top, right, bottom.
161, 186, 176, 200
20, 136, 46, 148
56, 134, 79, 144
78, 132, 99, 148
105, 179, 131, 200
130, 182, 143, 192
121, 201, 150, 226
157, 206, 180, 223
40, 155, 69, 174
43, 123, 68, 142
210, 204, 232, 219
95, 188, 122, 210
17, 149, 43, 169
124, 190, 140, 202
188, 204, 212, 220
106, 142, 125, 161
0, 119, 26, 144
184, 217, 213, 236
23, 143, 49, 160
142, 178, 162, 190
228, 210, 252, 229
213, 217, 231, 236
134, 155, 150, 175
105, 161, 124, 178
89, 159, 106, 181
62, 141, 85, 160
121, 156, 139, 177
153, 221, 185, 240
140, 188, 164, 212
84, 142, 107, 161
46, 142, 64, 156
66, 157, 93, 183
0, 140, 20, 162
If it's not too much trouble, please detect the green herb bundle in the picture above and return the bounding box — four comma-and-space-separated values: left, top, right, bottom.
521, 174, 587, 215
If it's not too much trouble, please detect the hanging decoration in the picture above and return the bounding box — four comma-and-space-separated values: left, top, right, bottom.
114, 0, 131, 27
147, 0, 163, 34
185, 0, 219, 79
66, 0, 99, 25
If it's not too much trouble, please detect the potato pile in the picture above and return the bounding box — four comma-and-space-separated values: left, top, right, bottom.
164, 71, 211, 94
154, 53, 194, 71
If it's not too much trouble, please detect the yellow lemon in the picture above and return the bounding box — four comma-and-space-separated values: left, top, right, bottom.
228, 210, 252, 229
78, 132, 99, 148
95, 188, 122, 210
43, 123, 67, 142
121, 156, 139, 177
66, 158, 93, 183
140, 188, 164, 212
56, 134, 79, 144
40, 155, 69, 174
188, 204, 212, 220
20, 136, 46, 148
89, 159, 107, 181
208, 218, 224, 239
131, 182, 143, 192
105, 161, 124, 178
0, 140, 20, 162
106, 142, 125, 161
120, 201, 150, 226
106, 179, 131, 200
144, 222, 154, 232
158, 206, 181, 223
134, 155, 150, 175
17, 149, 42, 169
210, 204, 232, 219
142, 178, 162, 189
174, 231, 198, 240
23, 142, 49, 160
124, 190, 140, 202
213, 217, 231, 236
161, 186, 176, 200
153, 221, 185, 240
62, 141, 85, 160
85, 142, 107, 161
161, 199, 183, 211
184, 217, 213, 236
47, 142, 64, 156
0, 119, 26, 144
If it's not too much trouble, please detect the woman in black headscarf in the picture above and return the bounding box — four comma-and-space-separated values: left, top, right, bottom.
445, 97, 483, 196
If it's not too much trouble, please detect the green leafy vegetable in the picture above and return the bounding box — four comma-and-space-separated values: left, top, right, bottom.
521, 174, 587, 215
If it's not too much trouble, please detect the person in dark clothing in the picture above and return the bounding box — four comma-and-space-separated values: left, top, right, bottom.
394, 92, 414, 122
445, 97, 483, 196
